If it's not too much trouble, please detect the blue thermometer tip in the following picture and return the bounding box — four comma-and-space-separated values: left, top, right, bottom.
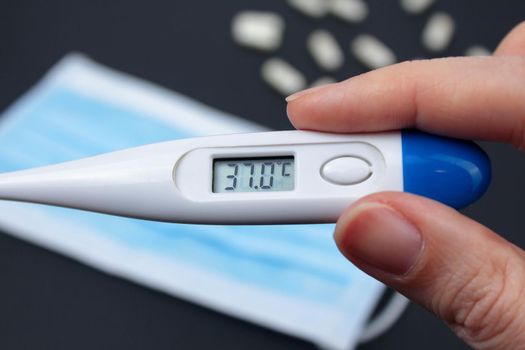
402, 130, 491, 209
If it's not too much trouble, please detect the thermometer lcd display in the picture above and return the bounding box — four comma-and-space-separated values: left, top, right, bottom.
213, 157, 294, 193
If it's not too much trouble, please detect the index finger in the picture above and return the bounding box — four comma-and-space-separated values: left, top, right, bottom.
286, 56, 525, 150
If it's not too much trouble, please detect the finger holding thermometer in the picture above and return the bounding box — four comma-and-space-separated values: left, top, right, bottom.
0, 130, 490, 224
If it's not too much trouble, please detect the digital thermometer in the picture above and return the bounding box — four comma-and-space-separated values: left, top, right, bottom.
0, 130, 490, 224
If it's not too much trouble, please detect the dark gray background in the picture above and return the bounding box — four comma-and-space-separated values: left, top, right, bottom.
0, 1, 524, 349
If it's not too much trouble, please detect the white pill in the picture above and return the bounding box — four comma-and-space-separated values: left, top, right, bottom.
351, 34, 397, 69
400, 0, 435, 15
422, 12, 455, 52
310, 76, 337, 87
465, 45, 492, 57
261, 58, 307, 96
329, 0, 368, 24
307, 30, 344, 71
231, 11, 284, 51
287, 0, 329, 18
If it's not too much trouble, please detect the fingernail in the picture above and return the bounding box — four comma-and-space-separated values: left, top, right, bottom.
335, 203, 423, 275
285, 84, 333, 102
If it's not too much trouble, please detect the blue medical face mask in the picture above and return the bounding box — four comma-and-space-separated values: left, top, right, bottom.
0, 54, 402, 350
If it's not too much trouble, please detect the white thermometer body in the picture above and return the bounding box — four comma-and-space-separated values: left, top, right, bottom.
0, 130, 490, 224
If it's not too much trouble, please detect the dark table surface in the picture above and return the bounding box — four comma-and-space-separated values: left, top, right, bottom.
0, 1, 524, 349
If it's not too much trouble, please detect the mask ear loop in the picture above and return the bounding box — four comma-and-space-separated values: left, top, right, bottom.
358, 292, 410, 343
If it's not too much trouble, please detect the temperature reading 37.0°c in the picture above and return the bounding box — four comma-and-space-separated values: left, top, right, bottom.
213, 157, 294, 193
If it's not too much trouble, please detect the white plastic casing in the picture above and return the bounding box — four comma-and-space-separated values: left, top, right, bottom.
0, 130, 403, 224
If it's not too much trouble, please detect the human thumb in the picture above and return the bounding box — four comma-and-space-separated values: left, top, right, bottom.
335, 192, 525, 349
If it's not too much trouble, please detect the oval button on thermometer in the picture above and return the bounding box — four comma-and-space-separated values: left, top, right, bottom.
321, 156, 372, 185
0, 130, 491, 224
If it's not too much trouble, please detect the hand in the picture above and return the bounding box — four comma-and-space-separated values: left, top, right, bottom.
286, 22, 525, 349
